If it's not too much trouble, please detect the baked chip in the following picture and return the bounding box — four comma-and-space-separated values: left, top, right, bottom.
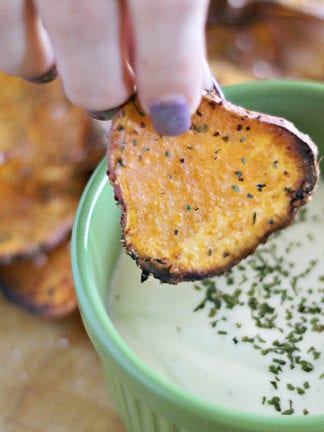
0, 72, 106, 263
108, 94, 319, 284
0, 72, 91, 166
0, 241, 76, 318
0, 173, 87, 263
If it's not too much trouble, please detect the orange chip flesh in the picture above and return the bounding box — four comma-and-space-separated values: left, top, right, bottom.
0, 173, 87, 263
0, 72, 91, 166
0, 71, 107, 263
0, 241, 77, 319
108, 94, 319, 284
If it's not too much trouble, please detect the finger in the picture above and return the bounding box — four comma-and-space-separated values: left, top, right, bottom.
34, 0, 134, 112
0, 0, 55, 80
128, 0, 210, 135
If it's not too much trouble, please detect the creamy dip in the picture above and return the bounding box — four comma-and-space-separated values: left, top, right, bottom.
108, 180, 324, 416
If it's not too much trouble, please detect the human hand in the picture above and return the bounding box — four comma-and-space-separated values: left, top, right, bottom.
0, 0, 213, 136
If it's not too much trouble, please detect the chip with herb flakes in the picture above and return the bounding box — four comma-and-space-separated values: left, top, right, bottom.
0, 240, 76, 319
107, 93, 319, 284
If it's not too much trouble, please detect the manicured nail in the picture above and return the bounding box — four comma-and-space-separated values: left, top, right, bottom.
86, 106, 121, 121
27, 65, 58, 84
149, 95, 191, 136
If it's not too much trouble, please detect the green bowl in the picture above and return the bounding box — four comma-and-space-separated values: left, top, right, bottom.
72, 80, 324, 432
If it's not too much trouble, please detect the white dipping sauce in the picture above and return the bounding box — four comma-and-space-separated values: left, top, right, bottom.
108, 180, 324, 416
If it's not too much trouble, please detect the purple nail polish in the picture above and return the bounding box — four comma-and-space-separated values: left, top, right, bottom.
149, 96, 191, 136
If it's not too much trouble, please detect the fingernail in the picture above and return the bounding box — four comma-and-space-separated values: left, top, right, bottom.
210, 76, 225, 99
27, 65, 58, 84
203, 59, 225, 99
149, 95, 191, 136
204, 75, 225, 99
86, 106, 121, 121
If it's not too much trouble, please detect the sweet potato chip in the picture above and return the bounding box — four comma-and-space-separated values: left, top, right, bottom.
207, 1, 324, 83
0, 71, 91, 166
0, 241, 76, 318
0, 172, 88, 263
0, 72, 106, 263
108, 94, 319, 284
263, 1, 324, 19
208, 0, 324, 23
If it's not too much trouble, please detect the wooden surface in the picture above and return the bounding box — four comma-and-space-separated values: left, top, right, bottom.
0, 296, 125, 432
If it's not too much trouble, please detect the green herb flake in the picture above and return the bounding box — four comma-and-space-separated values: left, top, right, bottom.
303, 381, 310, 389
234, 171, 243, 179
271, 380, 278, 390
267, 396, 281, 412
281, 400, 294, 416
117, 158, 126, 167
256, 183, 266, 192
165, 150, 171, 158
186, 204, 192, 211
242, 336, 254, 343
300, 360, 314, 373
232, 185, 240, 192
208, 308, 216, 318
